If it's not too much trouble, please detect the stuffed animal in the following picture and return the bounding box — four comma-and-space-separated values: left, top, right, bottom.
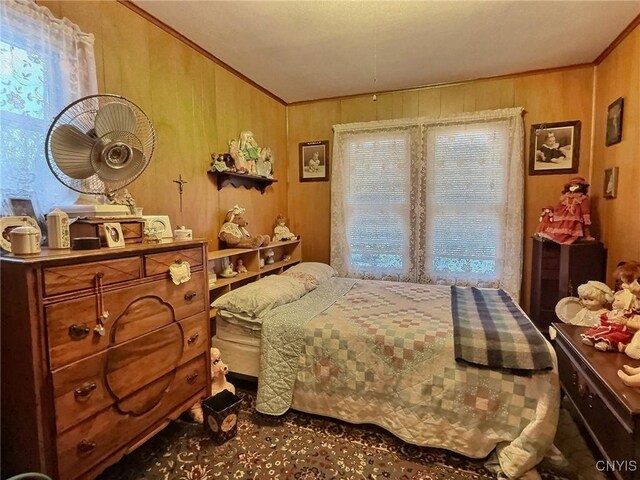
218, 205, 270, 249
189, 347, 236, 424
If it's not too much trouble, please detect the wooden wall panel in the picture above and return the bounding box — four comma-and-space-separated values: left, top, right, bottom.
592, 27, 640, 283
44, 1, 287, 253
287, 69, 595, 310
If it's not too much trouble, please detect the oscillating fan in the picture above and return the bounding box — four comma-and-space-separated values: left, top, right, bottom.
45, 94, 156, 217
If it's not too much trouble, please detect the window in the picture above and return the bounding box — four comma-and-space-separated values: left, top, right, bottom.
0, 0, 97, 216
331, 110, 524, 297
424, 122, 509, 285
345, 133, 412, 274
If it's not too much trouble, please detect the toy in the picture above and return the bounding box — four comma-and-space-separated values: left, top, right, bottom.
581, 287, 638, 352
536, 177, 594, 245
568, 281, 614, 326
534, 206, 554, 236
239, 130, 260, 175
189, 347, 236, 424
273, 214, 296, 242
218, 205, 270, 249
264, 249, 275, 265
236, 259, 247, 273
617, 364, 640, 388
228, 138, 248, 173
613, 260, 640, 291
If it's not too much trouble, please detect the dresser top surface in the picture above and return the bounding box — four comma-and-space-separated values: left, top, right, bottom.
554, 323, 640, 414
0, 239, 207, 265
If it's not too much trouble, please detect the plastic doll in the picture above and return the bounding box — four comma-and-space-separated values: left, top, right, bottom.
568, 281, 614, 326
537, 177, 594, 245
581, 288, 638, 352
273, 214, 296, 242
239, 131, 260, 175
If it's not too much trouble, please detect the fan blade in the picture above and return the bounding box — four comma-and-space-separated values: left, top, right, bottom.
93, 146, 146, 182
94, 102, 136, 137
50, 124, 97, 179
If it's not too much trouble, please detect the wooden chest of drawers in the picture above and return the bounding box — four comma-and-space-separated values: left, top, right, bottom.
1, 240, 209, 480
553, 323, 640, 480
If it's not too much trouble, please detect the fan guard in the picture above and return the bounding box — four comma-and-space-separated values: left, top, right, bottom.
45, 94, 156, 195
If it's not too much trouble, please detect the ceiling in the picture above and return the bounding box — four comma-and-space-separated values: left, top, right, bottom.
131, 1, 640, 104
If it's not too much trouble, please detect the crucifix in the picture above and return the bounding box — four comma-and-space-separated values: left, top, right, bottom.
172, 174, 188, 213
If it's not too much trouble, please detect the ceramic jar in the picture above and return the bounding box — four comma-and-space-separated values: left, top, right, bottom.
174, 226, 193, 240
46, 208, 70, 249
10, 225, 41, 255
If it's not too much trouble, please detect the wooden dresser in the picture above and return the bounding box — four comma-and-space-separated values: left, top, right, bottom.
553, 323, 640, 480
1, 240, 210, 480
530, 238, 606, 333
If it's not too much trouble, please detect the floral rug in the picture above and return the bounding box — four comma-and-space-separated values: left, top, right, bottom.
98, 391, 571, 480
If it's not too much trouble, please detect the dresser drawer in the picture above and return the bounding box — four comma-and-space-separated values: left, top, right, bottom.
46, 271, 206, 370
56, 354, 207, 480
43, 257, 141, 296
144, 247, 203, 277
52, 314, 208, 433
556, 341, 635, 464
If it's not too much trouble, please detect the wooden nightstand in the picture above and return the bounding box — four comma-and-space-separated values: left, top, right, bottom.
553, 323, 640, 480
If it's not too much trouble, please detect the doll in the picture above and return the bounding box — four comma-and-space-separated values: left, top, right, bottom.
568, 281, 614, 326
273, 214, 296, 242
581, 288, 638, 352
236, 259, 247, 274
534, 206, 555, 237
239, 131, 260, 175
537, 177, 594, 245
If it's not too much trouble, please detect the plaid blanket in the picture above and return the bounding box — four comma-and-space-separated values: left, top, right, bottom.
451, 286, 553, 371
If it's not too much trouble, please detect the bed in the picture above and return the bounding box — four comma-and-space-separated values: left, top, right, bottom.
212, 263, 560, 479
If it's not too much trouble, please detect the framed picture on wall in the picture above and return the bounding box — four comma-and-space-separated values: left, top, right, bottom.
603, 167, 619, 199
299, 140, 329, 182
528, 120, 581, 175
605, 97, 624, 146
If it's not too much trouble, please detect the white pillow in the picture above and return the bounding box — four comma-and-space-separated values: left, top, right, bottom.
212, 274, 306, 318
285, 262, 337, 284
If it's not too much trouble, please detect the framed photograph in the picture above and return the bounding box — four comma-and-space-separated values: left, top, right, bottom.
299, 140, 329, 182
103, 222, 125, 248
606, 97, 624, 146
7, 197, 36, 217
529, 121, 581, 175
603, 167, 619, 199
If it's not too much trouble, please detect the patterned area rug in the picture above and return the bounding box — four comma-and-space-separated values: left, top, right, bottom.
98, 391, 571, 480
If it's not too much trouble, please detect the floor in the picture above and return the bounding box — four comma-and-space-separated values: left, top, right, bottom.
553, 397, 607, 480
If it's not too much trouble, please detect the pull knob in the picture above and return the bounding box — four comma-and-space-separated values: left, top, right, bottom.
186, 372, 199, 384
74, 382, 97, 400
184, 290, 197, 301
77, 439, 97, 454
69, 323, 91, 340
187, 332, 200, 345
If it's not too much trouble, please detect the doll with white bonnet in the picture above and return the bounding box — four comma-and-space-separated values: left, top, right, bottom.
568, 281, 614, 326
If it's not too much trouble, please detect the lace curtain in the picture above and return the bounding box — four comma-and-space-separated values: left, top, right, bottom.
0, 0, 97, 216
331, 108, 524, 300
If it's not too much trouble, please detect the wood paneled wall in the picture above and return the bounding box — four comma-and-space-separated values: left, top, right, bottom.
40, 1, 287, 250
287, 68, 596, 311
592, 27, 640, 284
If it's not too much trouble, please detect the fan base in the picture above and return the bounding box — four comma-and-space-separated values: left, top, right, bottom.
56, 204, 131, 218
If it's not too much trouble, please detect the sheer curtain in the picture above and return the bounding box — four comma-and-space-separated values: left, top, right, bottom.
331, 108, 524, 299
0, 0, 97, 215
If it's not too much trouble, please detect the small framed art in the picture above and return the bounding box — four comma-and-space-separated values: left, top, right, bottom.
104, 222, 125, 248
299, 140, 329, 182
603, 167, 619, 199
529, 121, 581, 175
606, 97, 624, 146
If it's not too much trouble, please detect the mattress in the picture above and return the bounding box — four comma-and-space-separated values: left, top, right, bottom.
213, 311, 262, 377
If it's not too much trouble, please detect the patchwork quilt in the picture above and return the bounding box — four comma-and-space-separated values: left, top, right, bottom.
256, 279, 559, 479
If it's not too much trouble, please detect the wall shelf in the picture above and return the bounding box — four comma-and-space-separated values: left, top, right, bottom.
208, 170, 277, 194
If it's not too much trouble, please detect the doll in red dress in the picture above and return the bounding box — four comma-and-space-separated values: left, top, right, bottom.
537, 176, 594, 245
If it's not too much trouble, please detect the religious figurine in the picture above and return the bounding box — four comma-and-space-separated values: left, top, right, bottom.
273, 214, 296, 242
536, 177, 594, 245
239, 130, 260, 175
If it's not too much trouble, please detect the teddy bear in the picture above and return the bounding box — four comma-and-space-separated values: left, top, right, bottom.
189, 347, 236, 424
218, 205, 270, 249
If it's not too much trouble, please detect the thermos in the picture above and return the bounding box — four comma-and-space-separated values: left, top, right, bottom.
47, 208, 70, 249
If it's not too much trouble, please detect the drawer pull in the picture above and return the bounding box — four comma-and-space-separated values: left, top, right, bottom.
187, 332, 200, 345
77, 439, 96, 454
186, 372, 199, 384
184, 290, 197, 301
74, 382, 97, 400
69, 323, 91, 340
